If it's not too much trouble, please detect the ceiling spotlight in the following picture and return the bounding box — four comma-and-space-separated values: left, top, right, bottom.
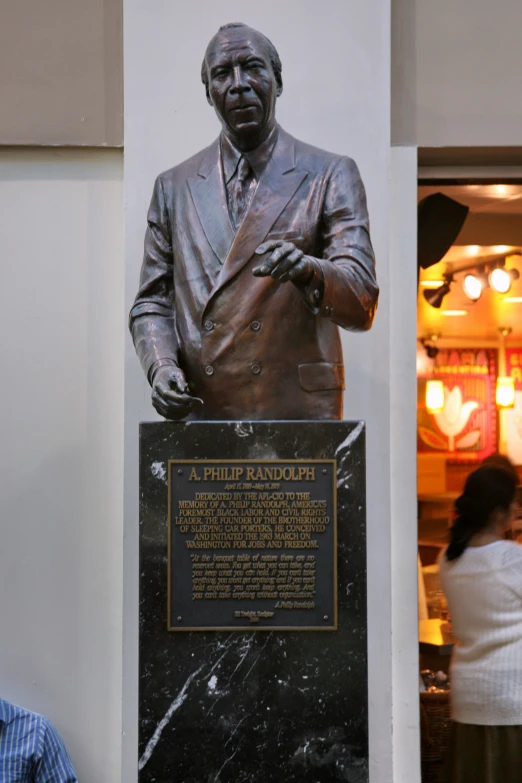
489, 266, 520, 294
423, 275, 453, 308
463, 273, 486, 301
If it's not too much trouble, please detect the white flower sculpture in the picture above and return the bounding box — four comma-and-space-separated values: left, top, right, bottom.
434, 385, 479, 452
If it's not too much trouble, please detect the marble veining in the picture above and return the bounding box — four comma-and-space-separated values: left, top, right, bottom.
139, 421, 368, 782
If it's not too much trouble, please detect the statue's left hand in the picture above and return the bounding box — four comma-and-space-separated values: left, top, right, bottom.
253, 240, 313, 284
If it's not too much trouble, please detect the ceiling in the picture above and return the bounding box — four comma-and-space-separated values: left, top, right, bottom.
419, 184, 522, 215
418, 184, 522, 343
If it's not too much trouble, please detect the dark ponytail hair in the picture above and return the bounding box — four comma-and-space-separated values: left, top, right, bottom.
446, 466, 517, 561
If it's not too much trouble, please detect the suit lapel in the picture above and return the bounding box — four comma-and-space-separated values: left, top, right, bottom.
188, 141, 235, 264
209, 130, 307, 298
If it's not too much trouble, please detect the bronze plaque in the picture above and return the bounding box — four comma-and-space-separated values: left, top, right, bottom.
168, 459, 337, 631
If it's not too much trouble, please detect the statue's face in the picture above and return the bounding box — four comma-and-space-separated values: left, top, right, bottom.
205, 27, 280, 143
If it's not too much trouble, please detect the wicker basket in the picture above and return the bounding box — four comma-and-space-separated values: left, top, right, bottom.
420, 689, 452, 783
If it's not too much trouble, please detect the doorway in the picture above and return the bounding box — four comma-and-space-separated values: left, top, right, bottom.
416, 175, 522, 781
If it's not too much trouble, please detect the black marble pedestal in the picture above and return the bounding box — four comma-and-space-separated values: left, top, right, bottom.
139, 421, 367, 783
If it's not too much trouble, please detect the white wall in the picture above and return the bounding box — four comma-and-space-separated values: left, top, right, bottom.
0, 148, 124, 782
390, 147, 420, 783
124, 1, 396, 781
392, 0, 522, 146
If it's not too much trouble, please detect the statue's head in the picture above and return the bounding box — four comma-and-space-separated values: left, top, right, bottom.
201, 23, 282, 148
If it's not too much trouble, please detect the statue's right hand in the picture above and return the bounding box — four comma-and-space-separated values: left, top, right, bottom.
151, 365, 196, 420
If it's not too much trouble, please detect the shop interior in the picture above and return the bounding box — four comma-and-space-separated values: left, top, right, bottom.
416, 181, 522, 781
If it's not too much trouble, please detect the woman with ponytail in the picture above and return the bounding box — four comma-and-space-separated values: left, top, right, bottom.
439, 465, 521, 782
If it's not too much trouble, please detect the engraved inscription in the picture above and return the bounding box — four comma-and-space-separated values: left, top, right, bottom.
168, 461, 336, 630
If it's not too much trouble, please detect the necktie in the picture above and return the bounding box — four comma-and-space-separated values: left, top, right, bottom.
229, 156, 255, 230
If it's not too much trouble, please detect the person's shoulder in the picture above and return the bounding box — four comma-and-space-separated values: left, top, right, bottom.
495, 541, 522, 598
499, 540, 522, 567
157, 139, 219, 187
0, 698, 44, 731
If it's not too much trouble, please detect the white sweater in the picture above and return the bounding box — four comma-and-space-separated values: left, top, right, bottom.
439, 540, 522, 725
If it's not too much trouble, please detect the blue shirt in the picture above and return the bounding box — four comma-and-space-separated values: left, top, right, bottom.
0, 700, 77, 782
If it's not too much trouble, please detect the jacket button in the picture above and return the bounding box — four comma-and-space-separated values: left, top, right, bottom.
204, 320, 214, 331
204, 365, 215, 376
251, 363, 261, 375
250, 320, 261, 332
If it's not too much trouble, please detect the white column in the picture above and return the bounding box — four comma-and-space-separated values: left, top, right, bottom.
0, 148, 124, 782
123, 2, 395, 780
390, 146, 421, 783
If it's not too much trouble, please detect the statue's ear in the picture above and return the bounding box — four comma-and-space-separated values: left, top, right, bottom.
206, 88, 213, 106
276, 76, 283, 98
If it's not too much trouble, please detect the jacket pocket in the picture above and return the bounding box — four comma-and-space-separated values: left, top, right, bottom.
298, 362, 345, 392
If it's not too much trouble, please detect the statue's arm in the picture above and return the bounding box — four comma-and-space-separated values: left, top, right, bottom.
129, 175, 180, 384
253, 158, 379, 330
307, 156, 379, 331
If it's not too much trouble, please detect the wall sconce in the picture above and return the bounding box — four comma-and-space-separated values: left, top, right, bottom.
426, 380, 445, 414
496, 376, 515, 408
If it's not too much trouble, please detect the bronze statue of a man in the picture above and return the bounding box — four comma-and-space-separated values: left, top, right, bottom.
130, 23, 378, 421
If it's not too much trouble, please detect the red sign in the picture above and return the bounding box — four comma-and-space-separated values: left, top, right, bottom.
418, 349, 497, 463
506, 348, 522, 391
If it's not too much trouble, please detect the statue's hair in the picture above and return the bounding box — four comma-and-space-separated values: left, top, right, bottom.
201, 23, 283, 98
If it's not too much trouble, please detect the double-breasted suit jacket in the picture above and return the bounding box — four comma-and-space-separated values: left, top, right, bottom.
130, 126, 379, 420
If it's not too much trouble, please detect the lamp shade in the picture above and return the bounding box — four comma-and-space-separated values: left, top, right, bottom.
426, 380, 445, 414
496, 376, 515, 408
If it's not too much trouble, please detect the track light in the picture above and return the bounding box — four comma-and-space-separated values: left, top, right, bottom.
463, 273, 486, 301
423, 256, 520, 308
423, 275, 453, 308
489, 267, 520, 294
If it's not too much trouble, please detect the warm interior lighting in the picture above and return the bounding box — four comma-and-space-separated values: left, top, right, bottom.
489, 267, 520, 294
504, 297, 522, 303
426, 380, 445, 414
420, 280, 445, 288
496, 376, 515, 408
490, 267, 511, 293
465, 245, 480, 256
440, 310, 468, 316
463, 273, 484, 301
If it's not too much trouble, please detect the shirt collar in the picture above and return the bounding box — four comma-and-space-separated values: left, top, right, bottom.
221, 124, 279, 183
